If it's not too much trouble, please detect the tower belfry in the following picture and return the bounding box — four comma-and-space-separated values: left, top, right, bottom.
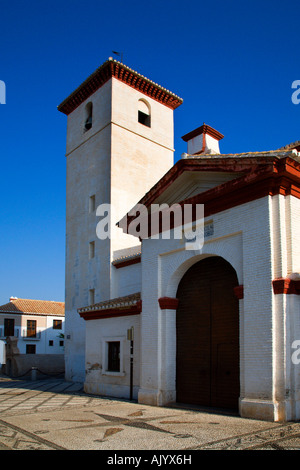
58, 58, 183, 381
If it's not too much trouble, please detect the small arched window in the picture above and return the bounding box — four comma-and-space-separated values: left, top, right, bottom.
138, 99, 151, 127
84, 102, 93, 131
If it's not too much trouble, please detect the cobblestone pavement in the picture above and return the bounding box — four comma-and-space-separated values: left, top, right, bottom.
0, 374, 300, 451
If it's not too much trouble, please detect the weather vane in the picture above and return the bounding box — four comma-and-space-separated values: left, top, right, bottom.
112, 51, 124, 63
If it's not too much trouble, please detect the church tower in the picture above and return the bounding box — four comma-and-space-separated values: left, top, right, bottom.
58, 58, 183, 381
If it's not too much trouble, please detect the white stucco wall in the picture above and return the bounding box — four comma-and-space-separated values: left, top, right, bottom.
270, 195, 300, 421
110, 78, 175, 256
187, 133, 220, 155
84, 314, 140, 399
81, 191, 300, 421
111, 262, 142, 299
137, 194, 293, 421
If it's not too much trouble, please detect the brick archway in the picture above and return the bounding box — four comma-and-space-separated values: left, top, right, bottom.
176, 256, 240, 410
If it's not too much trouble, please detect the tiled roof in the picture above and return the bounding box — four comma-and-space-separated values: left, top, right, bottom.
188, 149, 300, 159
0, 298, 65, 316
78, 292, 141, 314
279, 140, 300, 152
151, 149, 300, 203
117, 147, 300, 237
112, 252, 141, 268
57, 58, 183, 115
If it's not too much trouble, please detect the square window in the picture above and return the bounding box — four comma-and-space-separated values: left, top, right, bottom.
26, 344, 36, 354
138, 110, 151, 127
53, 319, 62, 330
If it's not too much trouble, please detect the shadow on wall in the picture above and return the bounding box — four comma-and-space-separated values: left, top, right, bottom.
2, 337, 65, 379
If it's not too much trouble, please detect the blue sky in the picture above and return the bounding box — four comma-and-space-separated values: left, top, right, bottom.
0, 0, 299, 305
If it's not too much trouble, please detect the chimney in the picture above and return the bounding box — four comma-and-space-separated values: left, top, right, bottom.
181, 123, 224, 156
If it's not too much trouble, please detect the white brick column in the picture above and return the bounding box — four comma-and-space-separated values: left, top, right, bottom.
138, 241, 161, 406
158, 300, 178, 405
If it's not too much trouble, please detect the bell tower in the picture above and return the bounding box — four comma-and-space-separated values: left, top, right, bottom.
58, 58, 183, 382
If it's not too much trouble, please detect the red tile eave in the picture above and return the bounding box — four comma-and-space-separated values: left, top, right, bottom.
58, 60, 183, 115
120, 158, 259, 229
119, 155, 300, 235
277, 155, 300, 180
182, 124, 224, 142
180, 159, 300, 217
112, 255, 141, 269
126, 155, 281, 213
79, 303, 142, 321
172, 157, 300, 217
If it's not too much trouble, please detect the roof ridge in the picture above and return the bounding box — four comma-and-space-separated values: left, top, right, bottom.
9, 298, 64, 303
188, 149, 295, 158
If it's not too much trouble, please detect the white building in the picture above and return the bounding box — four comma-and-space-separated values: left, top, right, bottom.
0, 297, 65, 354
0, 297, 65, 376
58, 58, 300, 422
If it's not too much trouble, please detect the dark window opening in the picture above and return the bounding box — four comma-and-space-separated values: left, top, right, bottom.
49, 340, 53, 346
138, 110, 151, 127
26, 344, 36, 354
108, 341, 120, 372
84, 102, 93, 131
53, 319, 62, 330
89, 195, 96, 213
4, 318, 15, 336
89, 241, 95, 259
85, 116, 92, 130
89, 289, 95, 305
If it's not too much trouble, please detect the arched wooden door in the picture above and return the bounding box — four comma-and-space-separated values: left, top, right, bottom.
176, 256, 240, 410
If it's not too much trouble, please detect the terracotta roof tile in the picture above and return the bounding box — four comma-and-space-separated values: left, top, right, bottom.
57, 58, 183, 115
279, 141, 300, 152
0, 298, 65, 316
78, 292, 140, 314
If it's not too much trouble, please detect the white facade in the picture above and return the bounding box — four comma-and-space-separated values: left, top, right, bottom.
80, 177, 300, 421
79, 151, 300, 422
85, 312, 141, 399
60, 59, 300, 421
136, 193, 300, 421
0, 300, 65, 355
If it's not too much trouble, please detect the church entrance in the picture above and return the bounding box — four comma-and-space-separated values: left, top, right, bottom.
176, 256, 240, 410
